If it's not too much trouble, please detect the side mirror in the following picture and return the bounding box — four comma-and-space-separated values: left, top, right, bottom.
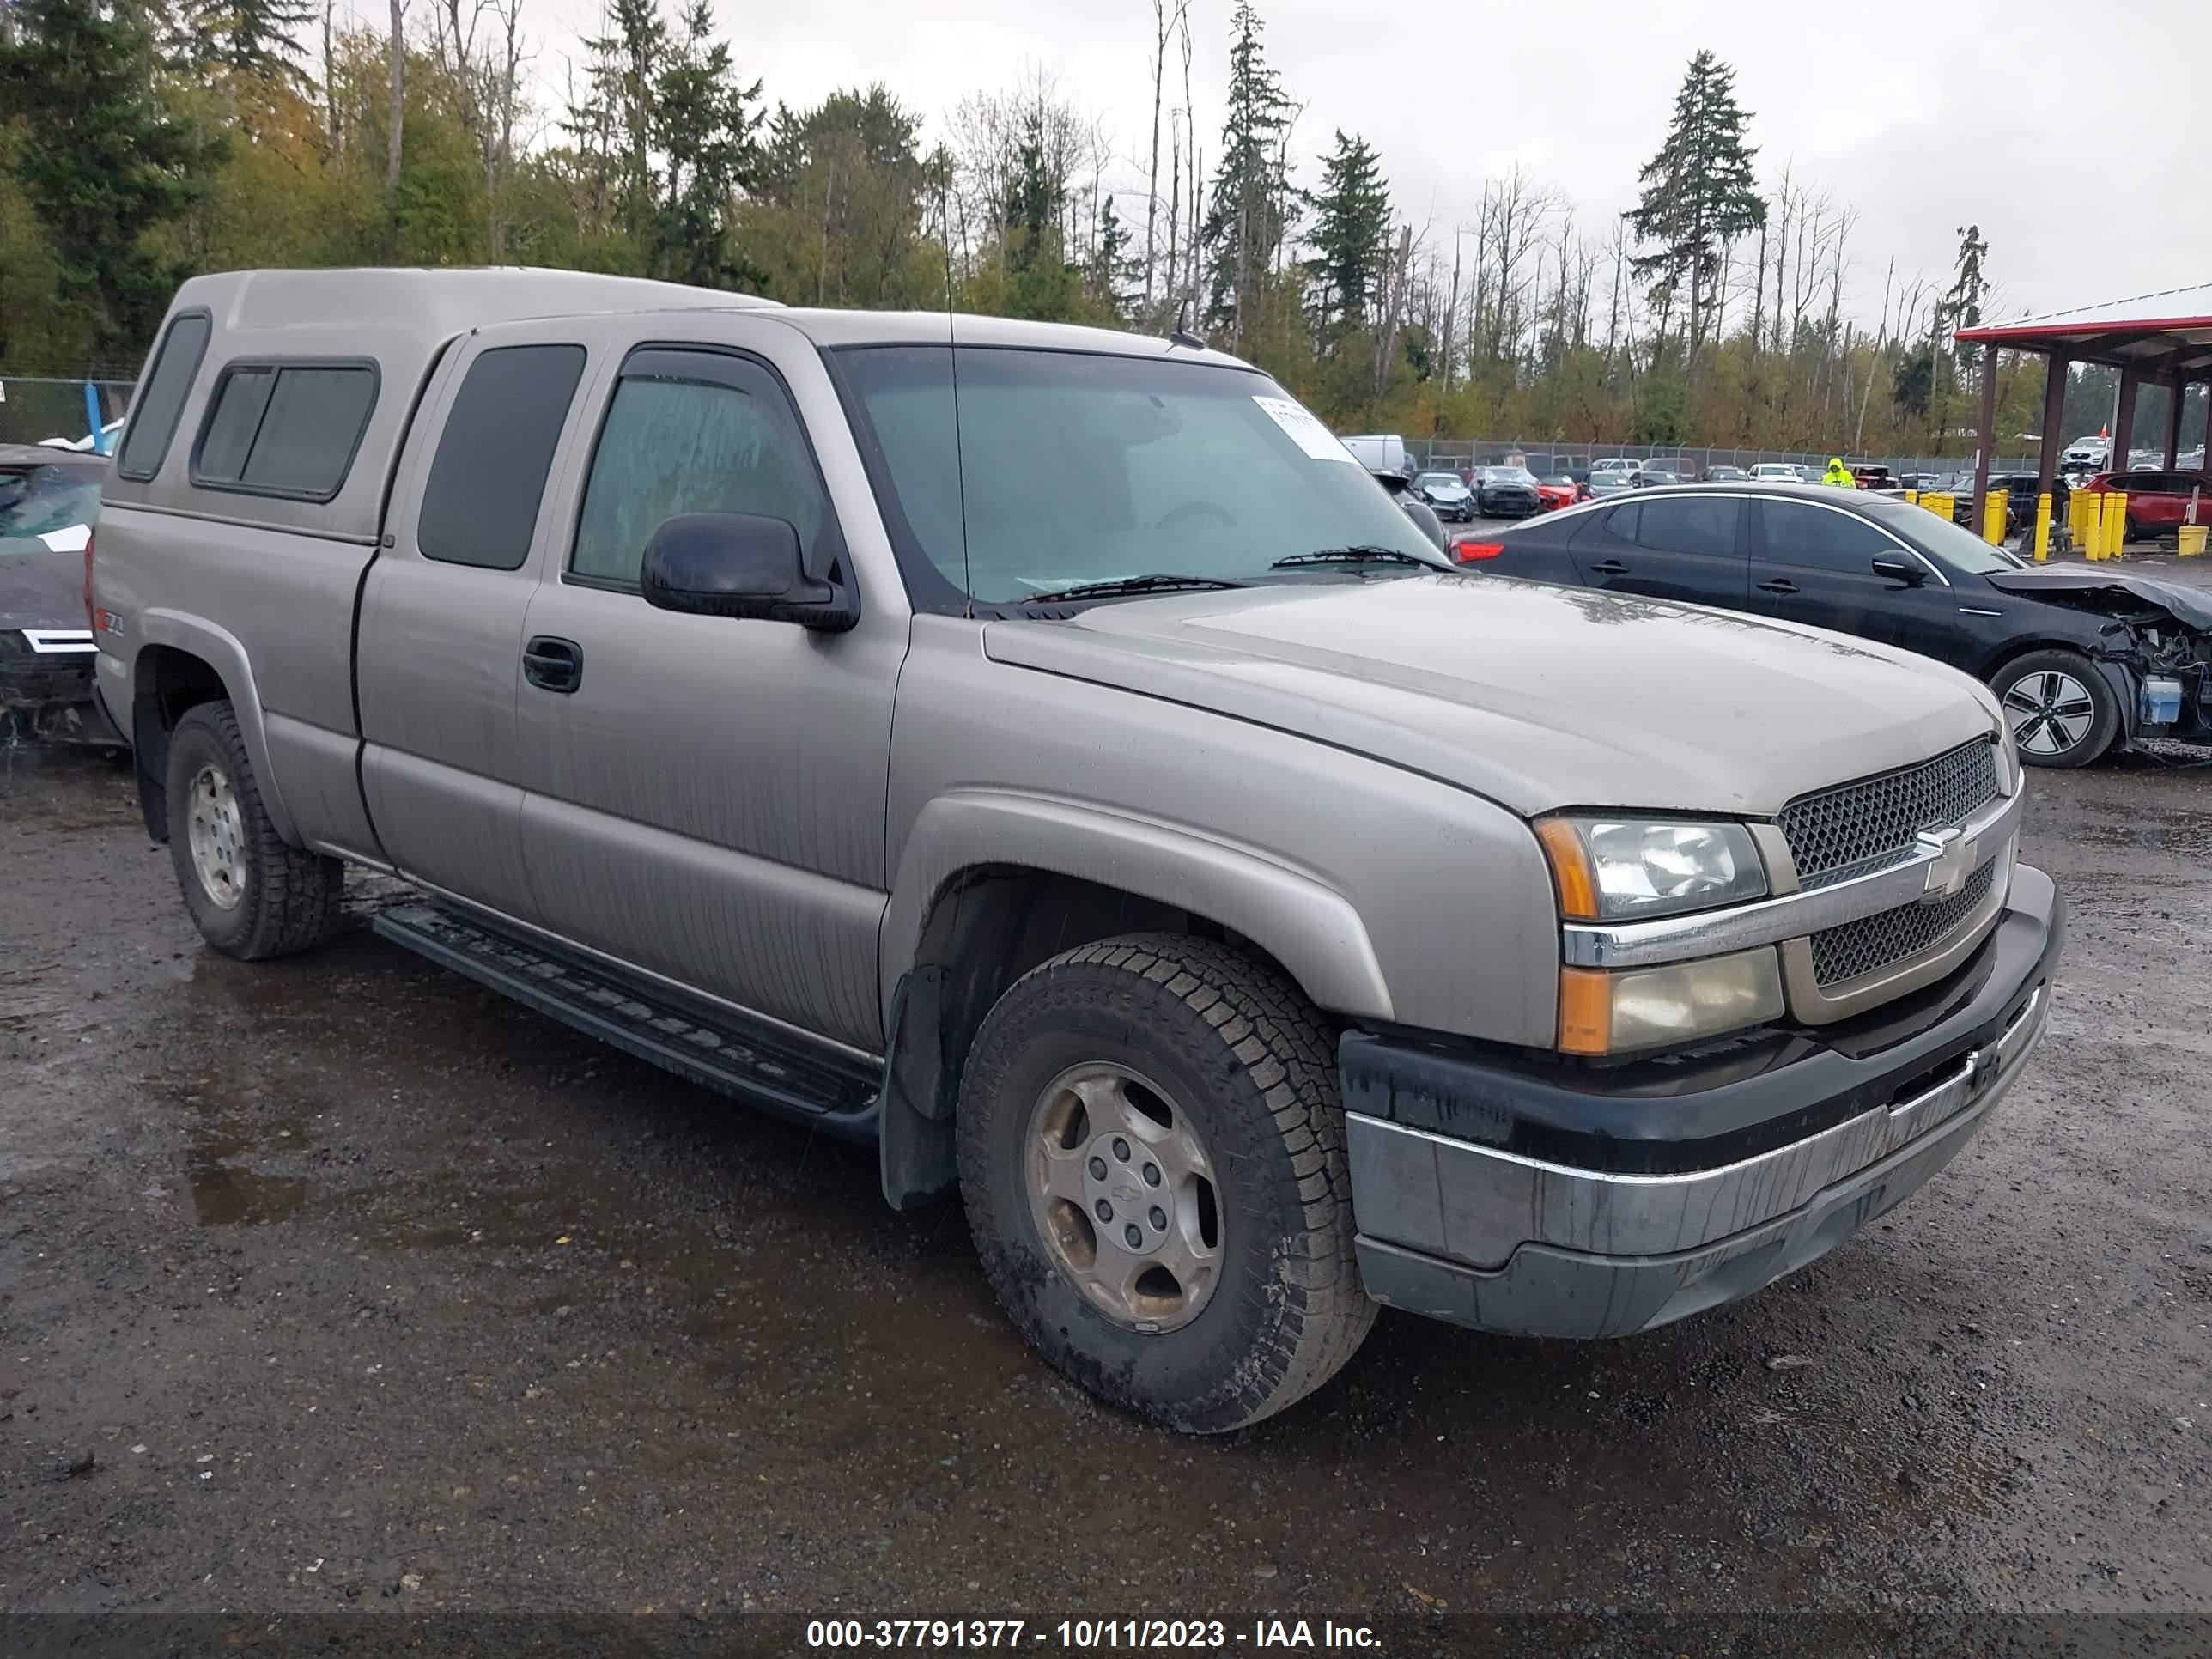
641, 513, 856, 631
1869, 554, 1924, 586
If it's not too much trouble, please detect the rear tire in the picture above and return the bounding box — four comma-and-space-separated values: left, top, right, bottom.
958, 934, 1375, 1433
165, 700, 344, 958
1991, 650, 2119, 769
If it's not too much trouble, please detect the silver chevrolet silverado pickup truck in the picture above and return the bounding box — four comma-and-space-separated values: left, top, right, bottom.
89, 268, 2062, 1431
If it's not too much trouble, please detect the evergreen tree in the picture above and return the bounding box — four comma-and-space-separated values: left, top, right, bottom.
1939, 222, 1988, 367
648, 0, 762, 288
1623, 50, 1764, 365
1200, 0, 1294, 349
584, 0, 667, 250
1001, 103, 1077, 319
0, 0, 219, 359
1306, 129, 1389, 349
1085, 194, 1139, 318
180, 0, 318, 83
744, 87, 933, 309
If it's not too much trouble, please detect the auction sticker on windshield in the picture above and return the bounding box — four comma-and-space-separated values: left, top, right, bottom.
1253, 396, 1355, 463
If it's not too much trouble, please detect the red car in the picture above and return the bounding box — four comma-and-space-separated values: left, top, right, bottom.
1533, 471, 1586, 511
2082, 470, 2212, 540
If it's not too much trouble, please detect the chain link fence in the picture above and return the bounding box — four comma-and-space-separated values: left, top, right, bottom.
0, 373, 134, 449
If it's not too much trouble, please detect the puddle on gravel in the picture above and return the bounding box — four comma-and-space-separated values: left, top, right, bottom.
185, 1133, 313, 1224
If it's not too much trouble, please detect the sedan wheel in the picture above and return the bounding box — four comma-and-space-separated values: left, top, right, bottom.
1992, 650, 2119, 768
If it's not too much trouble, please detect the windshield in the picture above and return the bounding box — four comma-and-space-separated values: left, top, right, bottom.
1484, 467, 1536, 484
1861, 494, 2023, 573
0, 465, 102, 550
832, 345, 1444, 607
1415, 473, 1462, 488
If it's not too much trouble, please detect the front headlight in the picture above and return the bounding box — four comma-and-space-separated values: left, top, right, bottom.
1535, 817, 1767, 921
1559, 949, 1785, 1055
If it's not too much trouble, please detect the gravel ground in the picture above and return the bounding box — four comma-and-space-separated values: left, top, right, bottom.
3, 706, 2210, 1654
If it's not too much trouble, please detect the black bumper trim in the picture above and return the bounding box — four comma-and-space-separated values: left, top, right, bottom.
1341, 864, 2063, 1176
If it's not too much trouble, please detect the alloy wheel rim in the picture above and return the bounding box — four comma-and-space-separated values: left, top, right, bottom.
187, 763, 247, 910
2002, 671, 2096, 757
1025, 1061, 1222, 1334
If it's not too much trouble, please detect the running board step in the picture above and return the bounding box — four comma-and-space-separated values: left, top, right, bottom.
371, 903, 879, 1139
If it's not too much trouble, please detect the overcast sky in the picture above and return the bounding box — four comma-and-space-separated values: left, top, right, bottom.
445, 0, 2209, 330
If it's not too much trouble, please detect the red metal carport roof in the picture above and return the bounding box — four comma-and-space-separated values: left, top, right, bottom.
1955, 281, 2212, 376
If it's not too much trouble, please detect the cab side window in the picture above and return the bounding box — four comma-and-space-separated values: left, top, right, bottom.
1759, 501, 1895, 574
569, 350, 826, 589
418, 344, 588, 569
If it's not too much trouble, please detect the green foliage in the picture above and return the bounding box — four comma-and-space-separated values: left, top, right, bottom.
1306, 131, 1389, 349
0, 0, 2046, 464
742, 87, 940, 308
1200, 0, 1294, 348
0, 0, 222, 359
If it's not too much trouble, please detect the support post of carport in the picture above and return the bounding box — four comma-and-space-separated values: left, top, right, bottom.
2112, 367, 2140, 475
2164, 366, 2186, 467
2036, 353, 2068, 560
1972, 343, 1998, 530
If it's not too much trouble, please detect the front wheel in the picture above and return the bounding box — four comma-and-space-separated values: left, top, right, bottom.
165, 701, 345, 957
958, 934, 1375, 1433
1991, 651, 2119, 768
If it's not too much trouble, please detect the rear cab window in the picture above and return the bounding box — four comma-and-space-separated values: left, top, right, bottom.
191, 362, 378, 501
115, 311, 212, 482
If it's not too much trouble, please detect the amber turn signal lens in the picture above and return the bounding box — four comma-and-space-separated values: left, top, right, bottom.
1557, 968, 1613, 1055
1534, 817, 1598, 920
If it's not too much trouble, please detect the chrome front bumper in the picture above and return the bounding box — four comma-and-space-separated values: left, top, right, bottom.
1345, 872, 2060, 1339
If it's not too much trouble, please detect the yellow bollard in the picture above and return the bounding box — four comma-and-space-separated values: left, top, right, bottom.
2033, 492, 2052, 562
2087, 492, 2109, 560
1905, 488, 1919, 507
1923, 490, 1952, 523
2179, 524, 2209, 557
1983, 488, 2009, 545
2108, 490, 2128, 558
2067, 488, 2089, 551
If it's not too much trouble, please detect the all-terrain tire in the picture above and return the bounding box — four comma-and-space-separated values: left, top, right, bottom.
958, 933, 1376, 1433
165, 700, 344, 958
1990, 649, 2120, 769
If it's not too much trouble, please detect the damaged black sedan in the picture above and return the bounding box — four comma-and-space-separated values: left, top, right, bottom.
1, 444, 119, 747
1474, 482, 2212, 767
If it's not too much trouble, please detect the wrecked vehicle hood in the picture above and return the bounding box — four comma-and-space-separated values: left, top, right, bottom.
1984, 568, 2212, 632
0, 535, 88, 635
984, 574, 2000, 818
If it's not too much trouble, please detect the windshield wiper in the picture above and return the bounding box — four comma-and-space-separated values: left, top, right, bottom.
1270, 545, 1441, 570
1017, 573, 1249, 604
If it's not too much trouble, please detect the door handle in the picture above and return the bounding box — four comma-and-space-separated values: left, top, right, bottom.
1755, 578, 1800, 595
523, 635, 583, 693
1589, 559, 1630, 575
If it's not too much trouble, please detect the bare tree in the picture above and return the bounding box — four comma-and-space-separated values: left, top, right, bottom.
1143, 0, 1190, 315
386, 0, 406, 193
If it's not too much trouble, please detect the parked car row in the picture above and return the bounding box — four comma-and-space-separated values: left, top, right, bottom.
84, 267, 2063, 1434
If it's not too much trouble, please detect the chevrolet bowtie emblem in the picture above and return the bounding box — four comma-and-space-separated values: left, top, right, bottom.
1916, 825, 1976, 902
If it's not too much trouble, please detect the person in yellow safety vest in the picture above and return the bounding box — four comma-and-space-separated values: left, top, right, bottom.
1821, 456, 1855, 487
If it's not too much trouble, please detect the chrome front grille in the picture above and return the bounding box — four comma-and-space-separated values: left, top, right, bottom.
1809, 859, 1996, 987
1780, 740, 2002, 887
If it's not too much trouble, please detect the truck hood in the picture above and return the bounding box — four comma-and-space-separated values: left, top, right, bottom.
983, 575, 2000, 817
